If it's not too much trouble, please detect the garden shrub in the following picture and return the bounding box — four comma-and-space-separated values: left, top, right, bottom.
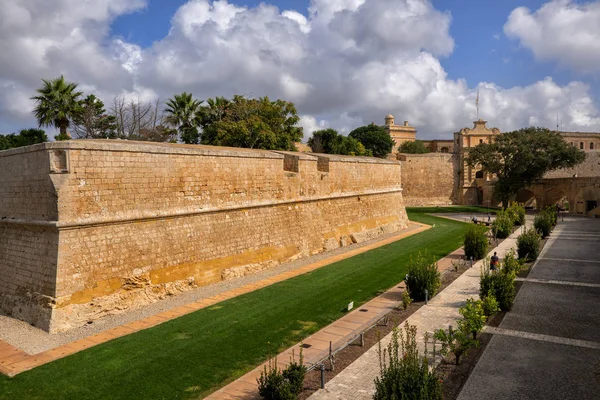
434, 325, 478, 365
374, 322, 442, 400
491, 210, 513, 238
258, 350, 306, 400
480, 292, 500, 317
458, 298, 487, 340
464, 224, 488, 260
517, 228, 540, 261
507, 202, 526, 226
502, 249, 523, 275
401, 290, 412, 310
258, 358, 295, 400
534, 212, 552, 238
544, 206, 558, 226
480, 270, 516, 312
405, 253, 441, 302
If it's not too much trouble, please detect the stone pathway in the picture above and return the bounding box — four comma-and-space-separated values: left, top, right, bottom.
0, 223, 430, 378
206, 246, 466, 399
309, 224, 528, 399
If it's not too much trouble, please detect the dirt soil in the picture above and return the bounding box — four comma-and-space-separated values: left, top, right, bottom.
298, 263, 472, 399
436, 253, 536, 400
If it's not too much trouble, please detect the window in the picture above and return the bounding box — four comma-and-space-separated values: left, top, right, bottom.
475, 170, 484, 179
590, 142, 595, 150
479, 139, 483, 144
580, 142, 584, 149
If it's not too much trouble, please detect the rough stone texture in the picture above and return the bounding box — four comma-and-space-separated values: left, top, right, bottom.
0, 140, 408, 332
398, 153, 458, 206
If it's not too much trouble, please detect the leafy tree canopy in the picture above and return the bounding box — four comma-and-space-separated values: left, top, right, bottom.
348, 124, 394, 158
198, 95, 303, 150
0, 129, 47, 150
466, 127, 586, 207
73, 94, 117, 139
399, 140, 430, 154
308, 128, 371, 156
31, 75, 83, 140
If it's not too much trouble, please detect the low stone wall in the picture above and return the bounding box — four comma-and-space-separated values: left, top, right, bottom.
0, 141, 409, 332
398, 153, 458, 206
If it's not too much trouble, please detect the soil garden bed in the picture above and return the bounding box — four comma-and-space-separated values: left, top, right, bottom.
297, 227, 527, 399
436, 236, 548, 400
298, 261, 474, 399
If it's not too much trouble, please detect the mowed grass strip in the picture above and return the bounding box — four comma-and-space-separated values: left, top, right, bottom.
0, 209, 472, 400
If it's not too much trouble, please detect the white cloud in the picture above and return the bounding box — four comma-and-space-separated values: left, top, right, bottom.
0, 0, 599, 139
504, 0, 600, 74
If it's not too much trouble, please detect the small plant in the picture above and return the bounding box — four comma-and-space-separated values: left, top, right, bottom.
405, 253, 441, 302
464, 224, 488, 260
257, 358, 295, 400
374, 321, 442, 400
534, 212, 552, 238
480, 292, 500, 317
458, 298, 487, 340
491, 210, 513, 238
543, 206, 558, 226
257, 349, 306, 400
401, 290, 412, 310
517, 228, 540, 261
434, 325, 478, 365
283, 350, 306, 396
480, 269, 516, 312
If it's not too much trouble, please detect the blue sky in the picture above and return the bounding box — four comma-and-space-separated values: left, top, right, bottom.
1, 0, 599, 137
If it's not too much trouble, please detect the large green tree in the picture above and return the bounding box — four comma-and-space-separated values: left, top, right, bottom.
0, 129, 47, 150
164, 92, 203, 144
73, 94, 117, 139
348, 124, 394, 158
399, 140, 430, 154
466, 127, 586, 207
31, 76, 83, 140
308, 128, 370, 156
198, 95, 302, 150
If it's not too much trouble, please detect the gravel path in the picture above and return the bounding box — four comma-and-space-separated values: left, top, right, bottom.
0, 223, 423, 355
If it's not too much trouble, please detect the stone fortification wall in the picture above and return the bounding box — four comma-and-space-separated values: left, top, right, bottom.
0, 141, 408, 332
397, 153, 458, 206
544, 151, 600, 179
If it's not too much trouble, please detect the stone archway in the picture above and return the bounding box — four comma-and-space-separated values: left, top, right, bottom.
516, 189, 537, 209
544, 187, 569, 210
574, 185, 600, 215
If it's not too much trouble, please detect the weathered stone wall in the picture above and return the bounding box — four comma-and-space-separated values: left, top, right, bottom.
0, 141, 408, 332
398, 153, 458, 206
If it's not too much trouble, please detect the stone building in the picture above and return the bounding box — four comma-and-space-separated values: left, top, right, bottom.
389, 112, 599, 214
383, 114, 417, 150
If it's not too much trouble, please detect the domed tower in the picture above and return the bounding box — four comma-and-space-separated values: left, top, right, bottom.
383, 114, 417, 154
385, 114, 395, 126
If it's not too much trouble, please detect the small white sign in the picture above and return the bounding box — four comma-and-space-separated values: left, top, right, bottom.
347, 301, 354, 311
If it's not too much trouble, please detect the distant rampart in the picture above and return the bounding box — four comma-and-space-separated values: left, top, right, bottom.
397, 153, 458, 206
0, 141, 408, 332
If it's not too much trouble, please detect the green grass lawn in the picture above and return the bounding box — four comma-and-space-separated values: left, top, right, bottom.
0, 208, 474, 400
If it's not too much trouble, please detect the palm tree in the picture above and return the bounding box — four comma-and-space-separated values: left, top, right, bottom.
31, 76, 83, 140
164, 92, 203, 144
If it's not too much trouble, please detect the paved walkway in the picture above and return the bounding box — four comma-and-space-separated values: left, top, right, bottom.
309, 222, 529, 399
0, 223, 429, 377
206, 246, 465, 399
458, 217, 600, 400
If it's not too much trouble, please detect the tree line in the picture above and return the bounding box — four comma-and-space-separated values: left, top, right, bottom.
2, 75, 399, 158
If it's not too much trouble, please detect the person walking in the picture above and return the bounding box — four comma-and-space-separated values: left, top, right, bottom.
490, 251, 499, 272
